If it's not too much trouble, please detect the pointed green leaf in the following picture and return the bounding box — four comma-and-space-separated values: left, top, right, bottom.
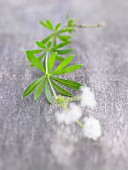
47, 41, 52, 48
52, 41, 70, 50
30, 49, 43, 54
38, 53, 45, 61
58, 28, 74, 33
55, 23, 61, 30
23, 76, 44, 97
51, 80, 73, 97
34, 78, 46, 101
42, 34, 53, 44
58, 35, 71, 41
46, 20, 54, 30
48, 53, 57, 71
36, 41, 46, 48
30, 53, 45, 67
56, 56, 64, 61
67, 19, 76, 26
56, 48, 73, 55
55, 64, 83, 75
26, 51, 45, 73
51, 77, 82, 90
40, 21, 48, 29
52, 55, 74, 74
45, 79, 52, 103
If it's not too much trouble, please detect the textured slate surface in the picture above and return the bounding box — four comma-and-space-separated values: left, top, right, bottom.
0, 0, 128, 170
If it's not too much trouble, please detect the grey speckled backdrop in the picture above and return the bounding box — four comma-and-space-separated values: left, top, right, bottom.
0, 0, 128, 170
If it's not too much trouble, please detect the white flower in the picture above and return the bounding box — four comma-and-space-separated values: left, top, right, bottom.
83, 117, 102, 140
55, 103, 82, 125
80, 85, 97, 109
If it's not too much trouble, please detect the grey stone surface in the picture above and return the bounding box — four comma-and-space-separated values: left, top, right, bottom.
0, 0, 128, 170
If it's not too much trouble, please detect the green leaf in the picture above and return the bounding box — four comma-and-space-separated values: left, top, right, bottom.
66, 16, 76, 28
52, 41, 70, 49
55, 23, 61, 30
51, 80, 73, 97
68, 19, 76, 25
30, 49, 43, 54
26, 51, 45, 73
47, 41, 52, 48
48, 53, 57, 71
51, 77, 82, 90
58, 35, 71, 41
36, 41, 46, 48
30, 53, 45, 67
67, 20, 76, 27
42, 34, 53, 44
38, 53, 45, 61
40, 21, 48, 29
46, 20, 54, 30
45, 79, 52, 103
56, 49, 73, 55
34, 78, 46, 101
56, 56, 64, 61
58, 28, 74, 33
55, 64, 83, 75
23, 76, 44, 97
52, 55, 74, 74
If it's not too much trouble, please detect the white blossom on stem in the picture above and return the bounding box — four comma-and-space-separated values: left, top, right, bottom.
55, 103, 82, 125
80, 85, 97, 109
83, 116, 102, 140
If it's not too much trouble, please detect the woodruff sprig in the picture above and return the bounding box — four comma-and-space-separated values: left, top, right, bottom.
23, 17, 103, 104
23, 51, 82, 102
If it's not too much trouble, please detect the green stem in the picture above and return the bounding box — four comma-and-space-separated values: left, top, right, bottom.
74, 23, 105, 29
45, 52, 57, 98
48, 77, 57, 99
53, 36, 57, 46
45, 52, 48, 74
76, 120, 84, 128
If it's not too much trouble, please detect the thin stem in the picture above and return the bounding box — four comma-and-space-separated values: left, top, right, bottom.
53, 36, 57, 46
76, 120, 84, 128
67, 95, 81, 102
48, 77, 57, 98
45, 52, 48, 74
45, 52, 57, 98
74, 22, 105, 29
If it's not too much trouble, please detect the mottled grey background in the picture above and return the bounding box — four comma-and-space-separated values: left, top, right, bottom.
0, 0, 128, 170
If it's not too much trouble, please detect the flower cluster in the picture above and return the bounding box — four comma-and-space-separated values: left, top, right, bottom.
55, 85, 102, 141
55, 103, 82, 125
